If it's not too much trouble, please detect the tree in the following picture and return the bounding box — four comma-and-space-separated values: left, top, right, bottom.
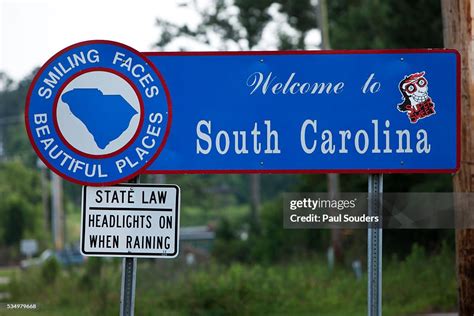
327, 0, 443, 49
0, 161, 45, 247
0, 70, 37, 165
442, 0, 474, 314
155, 0, 320, 51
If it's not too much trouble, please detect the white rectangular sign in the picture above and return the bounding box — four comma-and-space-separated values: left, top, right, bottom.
80, 184, 180, 258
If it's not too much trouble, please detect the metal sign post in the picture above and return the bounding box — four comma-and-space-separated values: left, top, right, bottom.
121, 176, 139, 316
120, 257, 137, 316
368, 174, 383, 316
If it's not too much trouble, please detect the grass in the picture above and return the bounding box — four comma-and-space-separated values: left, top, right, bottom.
3, 244, 456, 316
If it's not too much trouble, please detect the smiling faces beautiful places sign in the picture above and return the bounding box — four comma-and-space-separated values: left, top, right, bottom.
25, 41, 460, 185
25, 41, 171, 185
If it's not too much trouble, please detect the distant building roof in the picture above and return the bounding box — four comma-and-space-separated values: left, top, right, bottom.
180, 226, 215, 241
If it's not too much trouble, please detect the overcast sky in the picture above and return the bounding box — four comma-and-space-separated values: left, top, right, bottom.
0, 0, 205, 80
0, 0, 320, 81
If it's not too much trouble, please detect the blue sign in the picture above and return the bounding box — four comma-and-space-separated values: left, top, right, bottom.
145, 50, 459, 174
25, 41, 171, 185
26, 43, 460, 185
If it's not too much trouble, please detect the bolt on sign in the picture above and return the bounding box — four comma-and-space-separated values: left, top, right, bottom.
81, 184, 180, 258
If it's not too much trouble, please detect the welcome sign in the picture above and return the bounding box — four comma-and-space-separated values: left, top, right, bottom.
146, 49, 459, 175
25, 41, 459, 185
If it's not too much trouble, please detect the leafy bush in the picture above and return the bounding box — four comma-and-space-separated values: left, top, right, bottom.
213, 198, 330, 264
41, 257, 59, 284
0, 161, 45, 248
8, 244, 456, 316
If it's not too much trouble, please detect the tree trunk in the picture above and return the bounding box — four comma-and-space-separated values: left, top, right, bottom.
250, 174, 261, 233
441, 1, 474, 314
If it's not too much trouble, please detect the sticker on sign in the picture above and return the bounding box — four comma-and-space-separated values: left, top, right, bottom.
80, 184, 180, 258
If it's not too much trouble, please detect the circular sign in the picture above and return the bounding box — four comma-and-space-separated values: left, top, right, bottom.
25, 40, 172, 185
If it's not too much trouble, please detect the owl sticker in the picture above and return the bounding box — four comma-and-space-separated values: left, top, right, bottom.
397, 71, 436, 123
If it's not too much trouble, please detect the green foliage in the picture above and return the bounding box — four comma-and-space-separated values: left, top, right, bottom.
0, 70, 37, 165
4, 123, 37, 165
155, 0, 319, 50
8, 245, 456, 315
166, 174, 245, 208
250, 198, 329, 262
213, 198, 330, 264
233, 0, 274, 48
383, 242, 457, 315
212, 218, 251, 263
80, 257, 103, 288
41, 257, 60, 284
277, 0, 318, 33
0, 195, 26, 246
0, 161, 45, 246
148, 173, 299, 226
327, 0, 443, 49
9, 259, 122, 316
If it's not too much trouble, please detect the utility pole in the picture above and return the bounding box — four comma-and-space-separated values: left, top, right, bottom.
51, 172, 64, 250
154, 174, 166, 184
37, 159, 49, 232
441, 1, 474, 315
318, 0, 330, 50
120, 176, 140, 316
318, 0, 343, 264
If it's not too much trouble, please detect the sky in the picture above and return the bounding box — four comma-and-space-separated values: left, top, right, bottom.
0, 0, 203, 80
0, 0, 320, 81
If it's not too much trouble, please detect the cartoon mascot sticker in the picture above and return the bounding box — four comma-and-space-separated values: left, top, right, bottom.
397, 71, 436, 123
